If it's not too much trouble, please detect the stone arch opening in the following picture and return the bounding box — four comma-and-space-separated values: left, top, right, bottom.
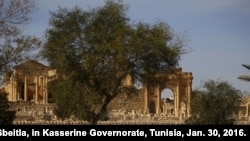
161, 88, 174, 116
142, 67, 193, 119
161, 88, 174, 102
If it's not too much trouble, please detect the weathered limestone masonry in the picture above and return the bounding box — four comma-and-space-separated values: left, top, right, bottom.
8, 101, 55, 121
2, 60, 57, 104
1, 60, 250, 124
108, 67, 193, 120
108, 89, 145, 120
142, 68, 193, 118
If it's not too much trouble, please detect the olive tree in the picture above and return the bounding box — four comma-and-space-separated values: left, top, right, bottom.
41, 0, 188, 125
185, 79, 243, 125
0, 0, 41, 85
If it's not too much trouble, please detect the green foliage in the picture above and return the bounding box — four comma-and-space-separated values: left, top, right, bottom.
185, 80, 243, 125
41, 0, 188, 124
48, 79, 101, 121
0, 0, 41, 85
0, 92, 16, 125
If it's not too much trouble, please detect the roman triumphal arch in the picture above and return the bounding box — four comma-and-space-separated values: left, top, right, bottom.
142, 67, 193, 118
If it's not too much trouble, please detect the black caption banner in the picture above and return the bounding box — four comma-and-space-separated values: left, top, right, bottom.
0, 125, 249, 140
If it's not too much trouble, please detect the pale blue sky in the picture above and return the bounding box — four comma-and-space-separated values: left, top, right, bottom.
24, 0, 250, 93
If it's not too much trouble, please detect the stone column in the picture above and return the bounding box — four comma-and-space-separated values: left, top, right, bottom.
35, 76, 38, 104
246, 103, 249, 118
42, 76, 46, 104
41, 76, 48, 104
187, 81, 192, 117
24, 76, 27, 101
12, 70, 18, 101
175, 84, 179, 117
156, 84, 160, 114
10, 76, 14, 101
45, 76, 48, 104
12, 76, 17, 101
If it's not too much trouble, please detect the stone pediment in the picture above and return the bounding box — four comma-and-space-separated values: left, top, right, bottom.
13, 60, 50, 75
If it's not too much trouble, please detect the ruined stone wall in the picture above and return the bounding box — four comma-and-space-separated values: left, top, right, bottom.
108, 89, 144, 113
8, 102, 55, 121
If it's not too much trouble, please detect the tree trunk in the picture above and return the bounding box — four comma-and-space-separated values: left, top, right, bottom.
89, 96, 112, 125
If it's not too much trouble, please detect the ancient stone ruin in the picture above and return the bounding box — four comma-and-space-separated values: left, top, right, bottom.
1, 60, 249, 124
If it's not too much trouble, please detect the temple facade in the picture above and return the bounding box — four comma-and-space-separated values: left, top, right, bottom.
2, 60, 56, 104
